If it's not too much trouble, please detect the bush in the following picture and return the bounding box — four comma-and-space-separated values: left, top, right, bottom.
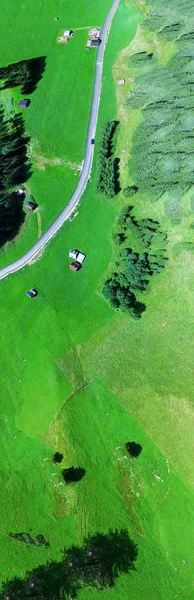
123, 186, 138, 198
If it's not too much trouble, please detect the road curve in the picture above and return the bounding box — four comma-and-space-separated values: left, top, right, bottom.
0, 0, 120, 281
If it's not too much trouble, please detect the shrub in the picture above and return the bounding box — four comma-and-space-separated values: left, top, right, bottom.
123, 186, 138, 198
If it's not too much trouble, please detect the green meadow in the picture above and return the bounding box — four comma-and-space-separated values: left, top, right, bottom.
0, 0, 112, 260
0, 1, 194, 600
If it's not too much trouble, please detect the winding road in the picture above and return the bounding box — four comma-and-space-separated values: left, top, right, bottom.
0, 0, 120, 281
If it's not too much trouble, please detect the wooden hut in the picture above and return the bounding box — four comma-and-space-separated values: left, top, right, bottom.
18, 99, 31, 108
69, 261, 81, 272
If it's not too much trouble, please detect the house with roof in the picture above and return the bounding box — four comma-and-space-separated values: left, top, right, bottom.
69, 261, 81, 272
89, 28, 100, 38
18, 99, 31, 109
64, 30, 74, 37
15, 188, 25, 196
86, 38, 101, 48
69, 249, 86, 264
26, 200, 38, 212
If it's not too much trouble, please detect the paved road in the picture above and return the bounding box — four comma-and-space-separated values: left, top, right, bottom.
0, 0, 120, 281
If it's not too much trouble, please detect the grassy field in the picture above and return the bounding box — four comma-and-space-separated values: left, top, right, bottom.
1, 1, 194, 599
0, 0, 112, 259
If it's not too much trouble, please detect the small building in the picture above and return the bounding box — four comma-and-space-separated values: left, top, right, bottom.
77, 252, 85, 264
58, 36, 68, 43
26, 289, 38, 298
90, 38, 101, 47
69, 249, 86, 264
69, 249, 79, 260
18, 99, 31, 109
117, 78, 125, 86
69, 261, 81, 272
89, 28, 100, 38
87, 38, 101, 48
26, 201, 38, 212
64, 30, 74, 37
15, 188, 25, 196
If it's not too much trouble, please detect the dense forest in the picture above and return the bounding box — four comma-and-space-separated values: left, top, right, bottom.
0, 57, 46, 246
0, 109, 30, 245
126, 0, 194, 209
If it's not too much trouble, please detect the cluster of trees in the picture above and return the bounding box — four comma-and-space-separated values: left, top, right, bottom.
116, 207, 167, 249
142, 0, 193, 33
0, 56, 46, 94
0, 57, 46, 245
1, 529, 137, 599
0, 109, 31, 246
103, 207, 167, 317
103, 276, 145, 318
97, 121, 120, 198
126, 0, 194, 204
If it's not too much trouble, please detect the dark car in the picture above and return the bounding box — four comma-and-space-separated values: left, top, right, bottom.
26, 289, 38, 298
91, 138, 95, 145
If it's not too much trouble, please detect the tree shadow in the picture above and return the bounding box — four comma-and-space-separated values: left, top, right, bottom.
1, 529, 138, 599
62, 467, 85, 484
129, 297, 146, 319
0, 56, 46, 94
0, 111, 32, 247
113, 157, 121, 195
105, 120, 119, 158
126, 442, 142, 458
0, 193, 25, 248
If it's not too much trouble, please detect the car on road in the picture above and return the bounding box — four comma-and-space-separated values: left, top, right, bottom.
91, 138, 95, 145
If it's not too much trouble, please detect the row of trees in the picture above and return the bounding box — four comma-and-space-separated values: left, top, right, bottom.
0, 109, 31, 245
0, 57, 47, 245
97, 121, 121, 198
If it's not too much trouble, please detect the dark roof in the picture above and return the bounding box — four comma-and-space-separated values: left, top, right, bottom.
90, 38, 101, 47
18, 99, 31, 108
26, 201, 37, 211
26, 289, 38, 298
69, 261, 81, 272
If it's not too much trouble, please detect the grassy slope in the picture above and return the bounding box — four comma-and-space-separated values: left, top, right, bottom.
0, 0, 141, 586
0, 1, 194, 599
